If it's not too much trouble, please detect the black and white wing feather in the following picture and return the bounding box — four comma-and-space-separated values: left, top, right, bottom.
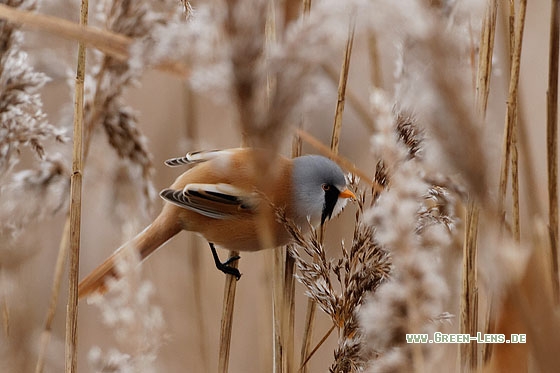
160, 183, 259, 219
164, 149, 243, 167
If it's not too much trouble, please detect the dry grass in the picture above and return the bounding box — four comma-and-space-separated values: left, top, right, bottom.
0, 0, 559, 372
64, 0, 87, 371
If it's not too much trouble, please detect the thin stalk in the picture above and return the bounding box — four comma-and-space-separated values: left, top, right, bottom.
330, 17, 356, 154
283, 94, 302, 373
508, 0, 516, 61
265, 4, 286, 372
300, 225, 325, 373
460, 201, 479, 372
485, 0, 527, 365
475, 0, 497, 115
1, 266, 8, 337
299, 324, 335, 371
322, 64, 375, 132
217, 125, 251, 373
512, 108, 520, 242
464, 1, 497, 370
218, 257, 240, 373
498, 0, 527, 220
504, 0, 539, 223
477, 3, 497, 103
547, 0, 560, 302
0, 4, 188, 77
64, 0, 87, 372
283, 248, 296, 373
300, 20, 355, 371
273, 245, 285, 373
35, 219, 70, 373
508, 0, 520, 243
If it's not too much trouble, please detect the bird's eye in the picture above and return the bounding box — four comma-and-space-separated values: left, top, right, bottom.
321, 183, 331, 191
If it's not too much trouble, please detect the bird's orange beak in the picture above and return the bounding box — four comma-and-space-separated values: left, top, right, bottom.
339, 188, 356, 199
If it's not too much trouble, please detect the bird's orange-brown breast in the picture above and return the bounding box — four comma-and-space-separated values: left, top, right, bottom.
163, 149, 296, 252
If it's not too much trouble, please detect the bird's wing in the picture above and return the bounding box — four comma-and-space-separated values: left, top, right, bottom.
164, 148, 244, 167
160, 183, 260, 219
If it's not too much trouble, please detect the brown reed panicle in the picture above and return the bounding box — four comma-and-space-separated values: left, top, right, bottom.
395, 113, 424, 160
279, 176, 391, 373
0, 0, 66, 175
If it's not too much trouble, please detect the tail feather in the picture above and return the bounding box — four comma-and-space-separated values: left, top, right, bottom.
78, 212, 182, 299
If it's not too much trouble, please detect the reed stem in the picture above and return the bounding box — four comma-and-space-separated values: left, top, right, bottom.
547, 0, 560, 302
218, 257, 240, 373
64, 1, 87, 372
35, 219, 70, 373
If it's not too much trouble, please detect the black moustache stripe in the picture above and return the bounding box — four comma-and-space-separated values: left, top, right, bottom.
321, 186, 340, 225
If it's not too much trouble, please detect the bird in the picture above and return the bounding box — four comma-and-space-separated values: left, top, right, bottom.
78, 148, 355, 298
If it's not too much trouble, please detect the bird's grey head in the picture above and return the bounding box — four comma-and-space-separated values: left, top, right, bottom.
291, 155, 350, 226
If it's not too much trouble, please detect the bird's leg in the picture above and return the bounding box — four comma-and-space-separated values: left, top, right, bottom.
209, 243, 241, 280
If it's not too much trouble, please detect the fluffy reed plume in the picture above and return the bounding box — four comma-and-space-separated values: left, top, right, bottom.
0, 0, 68, 264
357, 1, 491, 371
359, 90, 462, 372
0, 0, 65, 176
0, 156, 68, 262
87, 248, 166, 373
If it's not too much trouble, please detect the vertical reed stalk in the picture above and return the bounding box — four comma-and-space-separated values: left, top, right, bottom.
300, 16, 355, 372
1, 266, 8, 336
322, 64, 375, 132
460, 200, 479, 372
283, 82, 303, 373
486, 0, 527, 365
508, 0, 515, 60
498, 0, 526, 220
263, 4, 286, 372
36, 219, 70, 373
547, 0, 560, 302
218, 258, 239, 373
476, 0, 498, 115
283, 247, 296, 373
64, 1, 87, 372
299, 297, 316, 373
508, 0, 520, 243
330, 17, 355, 154
218, 98, 250, 373
511, 108, 521, 242
463, 1, 497, 370
272, 245, 285, 373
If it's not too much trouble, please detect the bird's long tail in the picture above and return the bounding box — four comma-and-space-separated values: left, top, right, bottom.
78, 211, 182, 299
